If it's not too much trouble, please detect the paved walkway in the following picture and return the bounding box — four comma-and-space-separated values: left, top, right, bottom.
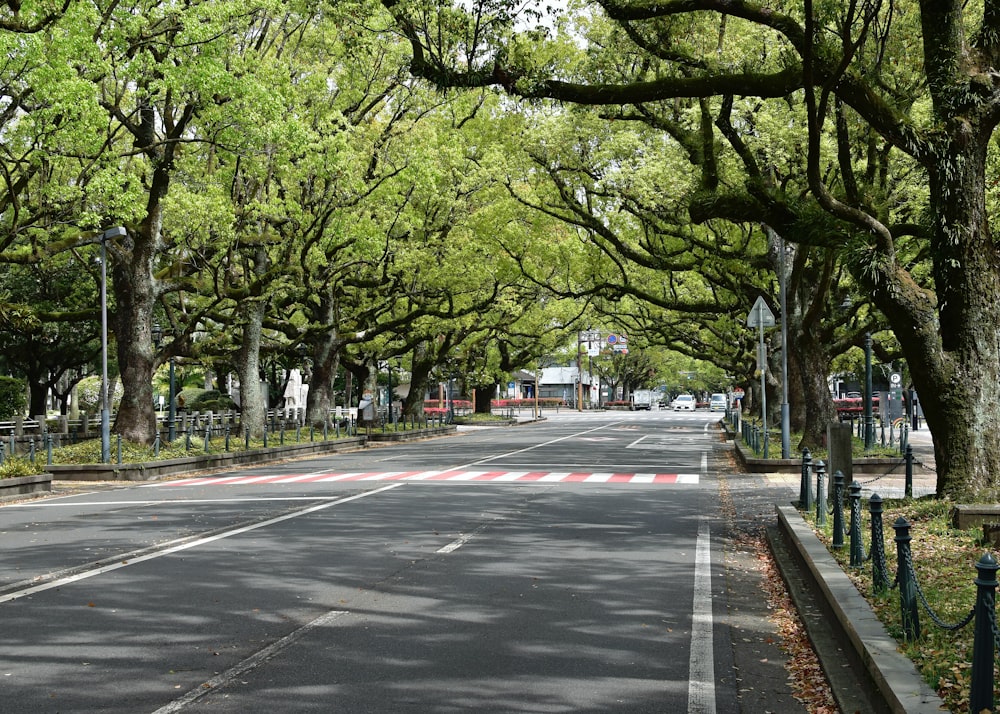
764, 426, 938, 500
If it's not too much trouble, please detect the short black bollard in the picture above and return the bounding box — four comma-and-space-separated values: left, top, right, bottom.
893, 517, 921, 641
970, 553, 999, 714
154, 433, 160, 458
815, 460, 827, 527
225, 426, 231, 452
799, 448, 813, 511
849, 481, 864, 567
46, 434, 53, 465
869, 494, 889, 594
832, 470, 846, 549
204, 427, 210, 452
245, 427, 250, 450
905, 444, 913, 499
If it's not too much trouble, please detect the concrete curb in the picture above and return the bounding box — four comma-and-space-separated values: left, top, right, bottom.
774, 504, 946, 713
0, 472, 53, 499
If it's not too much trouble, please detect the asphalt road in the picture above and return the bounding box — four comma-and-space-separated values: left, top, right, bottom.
0, 411, 804, 713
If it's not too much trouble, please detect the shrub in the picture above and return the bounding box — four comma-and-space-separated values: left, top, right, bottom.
176, 388, 237, 412
0, 457, 43, 479
0, 376, 26, 419
75, 375, 122, 414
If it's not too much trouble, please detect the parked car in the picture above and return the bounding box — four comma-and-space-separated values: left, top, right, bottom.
709, 393, 727, 411
671, 394, 696, 411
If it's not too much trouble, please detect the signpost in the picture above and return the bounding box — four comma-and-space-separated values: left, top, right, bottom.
747, 297, 776, 458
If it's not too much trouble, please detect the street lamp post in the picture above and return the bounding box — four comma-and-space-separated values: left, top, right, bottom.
864, 332, 874, 451
777, 232, 791, 459
99, 226, 126, 463
387, 360, 393, 424
152, 322, 176, 443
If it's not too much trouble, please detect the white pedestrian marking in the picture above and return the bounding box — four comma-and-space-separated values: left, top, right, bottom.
153, 469, 700, 487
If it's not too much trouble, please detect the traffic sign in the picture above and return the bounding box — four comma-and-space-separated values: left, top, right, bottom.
747, 296, 776, 327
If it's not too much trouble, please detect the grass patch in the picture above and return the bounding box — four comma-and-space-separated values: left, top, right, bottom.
807, 498, 995, 712
6, 428, 366, 470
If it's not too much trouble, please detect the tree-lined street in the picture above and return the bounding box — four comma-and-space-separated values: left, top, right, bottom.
0, 415, 807, 713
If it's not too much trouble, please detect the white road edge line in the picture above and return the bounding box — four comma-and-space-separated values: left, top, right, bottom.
0, 484, 403, 605
688, 517, 716, 713
150, 609, 350, 713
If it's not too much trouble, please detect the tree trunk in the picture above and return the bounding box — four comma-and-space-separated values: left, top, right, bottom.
304, 333, 342, 428
402, 341, 436, 416
234, 302, 266, 438
795, 333, 837, 451
888, 138, 1000, 500
473, 384, 495, 413
110, 225, 157, 445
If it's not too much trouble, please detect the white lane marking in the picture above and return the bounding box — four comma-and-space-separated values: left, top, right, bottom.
359, 471, 404, 480
151, 609, 349, 713
402, 471, 448, 480
462, 421, 624, 468
688, 518, 716, 713
491, 471, 528, 481
0, 484, 403, 604
537, 472, 571, 482
437, 532, 476, 554
436, 518, 501, 554
314, 472, 366, 482
5, 496, 376, 507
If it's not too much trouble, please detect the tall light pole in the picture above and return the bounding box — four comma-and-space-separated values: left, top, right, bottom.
99, 226, 126, 463
864, 332, 874, 451
777, 231, 791, 458
152, 322, 176, 442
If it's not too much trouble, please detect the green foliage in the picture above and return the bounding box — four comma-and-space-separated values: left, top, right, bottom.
0, 457, 44, 479
810, 499, 988, 712
0, 377, 26, 419
176, 388, 236, 412
74, 376, 122, 415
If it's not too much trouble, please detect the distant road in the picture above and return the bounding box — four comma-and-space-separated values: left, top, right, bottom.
0, 411, 800, 713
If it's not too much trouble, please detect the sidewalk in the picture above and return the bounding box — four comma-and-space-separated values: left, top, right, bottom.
855, 426, 936, 499
762, 426, 937, 499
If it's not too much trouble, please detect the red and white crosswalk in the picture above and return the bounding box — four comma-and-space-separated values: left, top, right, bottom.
150, 469, 700, 487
